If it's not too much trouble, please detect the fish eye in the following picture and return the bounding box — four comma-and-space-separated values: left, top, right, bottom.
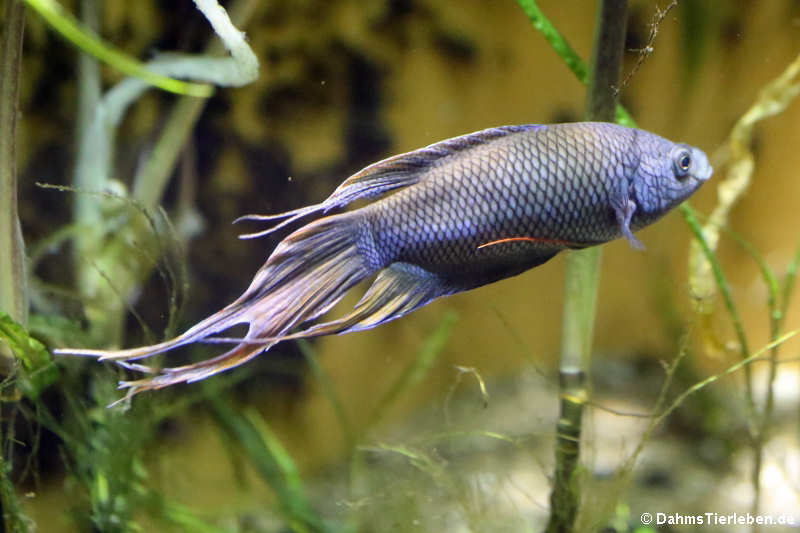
673, 149, 692, 178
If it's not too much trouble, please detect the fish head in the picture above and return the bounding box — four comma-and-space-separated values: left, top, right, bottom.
630, 133, 713, 228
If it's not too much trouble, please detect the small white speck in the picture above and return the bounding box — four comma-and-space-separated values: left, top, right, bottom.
287, 176, 293, 182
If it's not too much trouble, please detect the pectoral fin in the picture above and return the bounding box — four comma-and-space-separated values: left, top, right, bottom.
613, 198, 645, 250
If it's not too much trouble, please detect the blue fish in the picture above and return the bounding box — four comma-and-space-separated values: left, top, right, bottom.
56, 122, 712, 396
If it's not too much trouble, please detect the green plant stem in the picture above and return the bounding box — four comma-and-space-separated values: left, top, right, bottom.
749, 240, 799, 526
132, 98, 208, 209
0, 0, 28, 329
76, 0, 101, 139
711, 221, 788, 525
547, 1, 627, 532
0, 6, 29, 524
583, 1, 628, 123
0, 0, 29, 394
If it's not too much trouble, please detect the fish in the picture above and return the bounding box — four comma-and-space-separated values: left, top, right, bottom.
55, 122, 712, 397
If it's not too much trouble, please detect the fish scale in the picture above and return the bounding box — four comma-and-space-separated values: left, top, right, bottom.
367, 123, 631, 284
56, 122, 712, 397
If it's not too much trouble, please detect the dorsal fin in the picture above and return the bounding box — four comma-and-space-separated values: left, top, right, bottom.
237, 124, 546, 239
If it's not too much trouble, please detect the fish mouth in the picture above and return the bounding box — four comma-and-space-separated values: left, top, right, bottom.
691, 148, 713, 182
692, 164, 713, 183
699, 162, 713, 181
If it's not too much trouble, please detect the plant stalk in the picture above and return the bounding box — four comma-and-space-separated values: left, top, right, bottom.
0, 3, 33, 530
546, 1, 627, 532
0, 0, 29, 388
0, 0, 28, 328
71, 0, 259, 346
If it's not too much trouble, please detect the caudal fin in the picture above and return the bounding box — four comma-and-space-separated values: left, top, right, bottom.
55, 212, 375, 397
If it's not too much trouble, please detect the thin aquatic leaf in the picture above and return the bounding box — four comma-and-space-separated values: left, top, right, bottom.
515, 0, 588, 82
514, 0, 634, 126
654, 328, 800, 428
298, 339, 354, 446
692, 214, 781, 313
162, 501, 236, 533
682, 204, 757, 432
244, 408, 307, 501
779, 240, 800, 326
365, 443, 445, 478
367, 311, 458, 429
210, 397, 332, 533
422, 430, 526, 447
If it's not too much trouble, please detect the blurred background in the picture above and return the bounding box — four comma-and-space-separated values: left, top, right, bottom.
5, 0, 800, 531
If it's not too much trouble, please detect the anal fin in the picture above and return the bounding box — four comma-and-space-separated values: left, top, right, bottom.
271, 262, 455, 341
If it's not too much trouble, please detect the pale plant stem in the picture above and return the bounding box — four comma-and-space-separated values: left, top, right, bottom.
684, 51, 800, 529
0, 0, 28, 329
0, 0, 28, 385
0, 4, 33, 530
546, 1, 627, 532
70, 0, 259, 346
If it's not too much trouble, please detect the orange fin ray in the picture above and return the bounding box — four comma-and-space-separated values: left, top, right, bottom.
477, 236, 587, 249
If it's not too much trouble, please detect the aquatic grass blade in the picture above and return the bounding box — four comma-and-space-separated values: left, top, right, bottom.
515, 0, 634, 126
162, 500, 237, 533
366, 311, 458, 429
298, 339, 355, 447
210, 396, 335, 533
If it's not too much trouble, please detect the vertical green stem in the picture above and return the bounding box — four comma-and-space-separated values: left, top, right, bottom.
76, 0, 101, 138
0, 4, 32, 530
751, 246, 798, 529
0, 0, 28, 329
70, 0, 109, 341
0, 0, 29, 389
583, 1, 628, 123
547, 2, 627, 532
72, 0, 102, 233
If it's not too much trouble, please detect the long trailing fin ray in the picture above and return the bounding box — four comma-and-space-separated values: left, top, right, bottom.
53, 303, 249, 362
118, 341, 267, 394
58, 212, 375, 397
113, 262, 450, 395
235, 204, 326, 239
114, 258, 369, 393
236, 125, 547, 239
